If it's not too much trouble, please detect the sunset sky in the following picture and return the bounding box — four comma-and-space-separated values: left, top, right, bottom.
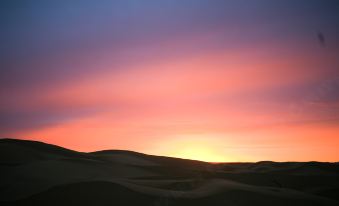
1, 0, 339, 162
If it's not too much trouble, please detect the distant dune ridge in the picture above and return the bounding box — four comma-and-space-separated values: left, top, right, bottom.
0, 139, 338, 206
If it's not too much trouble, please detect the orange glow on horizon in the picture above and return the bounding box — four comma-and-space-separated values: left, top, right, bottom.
149, 135, 235, 162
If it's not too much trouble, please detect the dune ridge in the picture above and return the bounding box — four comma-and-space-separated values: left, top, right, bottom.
1, 138, 338, 206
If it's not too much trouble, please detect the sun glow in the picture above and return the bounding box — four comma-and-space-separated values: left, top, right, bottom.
153, 136, 232, 163
171, 146, 228, 162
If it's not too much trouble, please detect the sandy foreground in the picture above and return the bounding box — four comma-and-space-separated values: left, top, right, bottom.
1, 139, 338, 206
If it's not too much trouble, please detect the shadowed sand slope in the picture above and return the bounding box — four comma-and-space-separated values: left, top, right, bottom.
1, 138, 338, 206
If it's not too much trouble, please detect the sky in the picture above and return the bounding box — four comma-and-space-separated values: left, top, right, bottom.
1, 0, 339, 162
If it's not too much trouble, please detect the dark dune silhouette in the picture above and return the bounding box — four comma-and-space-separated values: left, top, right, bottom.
1, 138, 338, 206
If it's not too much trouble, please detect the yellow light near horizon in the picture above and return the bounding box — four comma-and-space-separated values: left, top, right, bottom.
170, 146, 228, 162
156, 136, 233, 163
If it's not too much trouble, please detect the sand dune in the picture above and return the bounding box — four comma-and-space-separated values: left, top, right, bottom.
1, 138, 338, 205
